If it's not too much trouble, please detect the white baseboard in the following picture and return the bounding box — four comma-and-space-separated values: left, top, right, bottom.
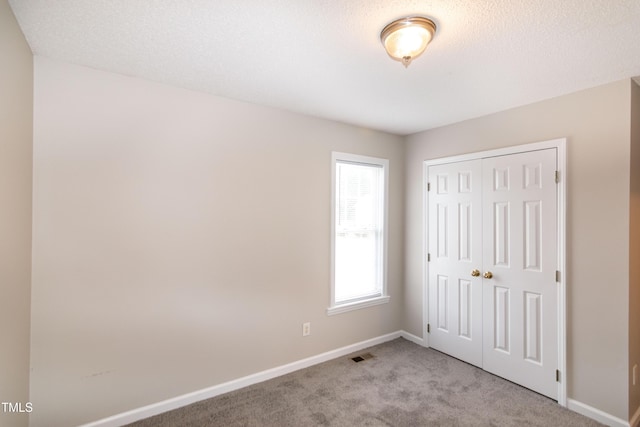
81, 332, 630, 427
567, 399, 630, 427
80, 331, 405, 427
399, 330, 424, 346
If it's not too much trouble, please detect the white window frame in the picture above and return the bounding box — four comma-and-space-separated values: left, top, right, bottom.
328, 152, 390, 316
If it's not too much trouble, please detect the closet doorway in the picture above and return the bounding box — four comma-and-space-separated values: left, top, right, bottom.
424, 139, 566, 403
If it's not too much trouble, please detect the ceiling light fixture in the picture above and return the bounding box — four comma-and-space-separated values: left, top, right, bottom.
380, 16, 437, 68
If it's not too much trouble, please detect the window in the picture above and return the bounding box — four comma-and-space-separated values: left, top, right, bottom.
329, 152, 389, 315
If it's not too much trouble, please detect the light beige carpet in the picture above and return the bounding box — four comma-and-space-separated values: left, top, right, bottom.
127, 338, 603, 426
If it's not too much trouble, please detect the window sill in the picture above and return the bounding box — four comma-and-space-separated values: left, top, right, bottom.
326, 295, 390, 316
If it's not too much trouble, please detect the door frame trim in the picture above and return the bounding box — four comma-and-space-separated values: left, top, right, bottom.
422, 138, 567, 406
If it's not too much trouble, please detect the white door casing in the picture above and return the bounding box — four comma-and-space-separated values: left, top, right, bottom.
424, 139, 566, 404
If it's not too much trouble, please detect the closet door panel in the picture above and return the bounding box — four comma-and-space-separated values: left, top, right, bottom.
481, 149, 558, 399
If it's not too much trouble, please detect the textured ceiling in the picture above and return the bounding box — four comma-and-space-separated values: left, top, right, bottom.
8, 0, 640, 135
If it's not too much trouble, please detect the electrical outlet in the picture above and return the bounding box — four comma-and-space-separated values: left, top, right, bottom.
302, 322, 311, 337
634, 364, 638, 386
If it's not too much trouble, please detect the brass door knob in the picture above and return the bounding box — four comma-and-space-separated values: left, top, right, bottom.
471, 269, 480, 277
483, 271, 493, 279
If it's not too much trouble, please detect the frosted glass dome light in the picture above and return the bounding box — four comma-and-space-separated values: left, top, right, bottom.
380, 16, 437, 68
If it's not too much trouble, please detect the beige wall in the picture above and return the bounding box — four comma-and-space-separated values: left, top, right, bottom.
9, 16, 637, 425
630, 79, 640, 419
30, 56, 404, 426
0, 2, 33, 427
404, 80, 632, 419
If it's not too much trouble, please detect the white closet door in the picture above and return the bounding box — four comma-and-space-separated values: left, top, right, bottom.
428, 160, 483, 368
481, 149, 558, 399
427, 148, 559, 399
